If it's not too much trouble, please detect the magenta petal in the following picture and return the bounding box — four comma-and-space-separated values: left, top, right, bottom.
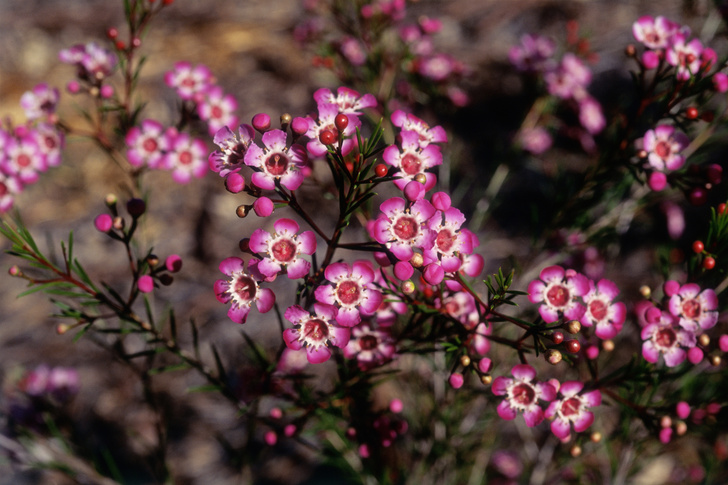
527, 280, 546, 303
262, 129, 288, 151
314, 285, 337, 305
306, 345, 332, 364
544, 401, 558, 419
219, 256, 244, 275
573, 412, 595, 433
227, 304, 251, 324
249, 229, 271, 253
642, 341, 660, 363
511, 364, 536, 381
380, 197, 405, 217
441, 255, 462, 273
351, 261, 374, 283
596, 278, 620, 299
551, 417, 572, 439
330, 326, 351, 348
251, 171, 275, 190
336, 307, 361, 327
664, 347, 686, 367
559, 381, 584, 397
298, 231, 317, 254
523, 406, 544, 427
283, 330, 303, 350
564, 303, 586, 320
314, 302, 338, 321
274, 217, 300, 235
497, 400, 517, 420
281, 170, 305, 191
286, 258, 311, 279
491, 376, 511, 396
390, 244, 414, 261
255, 288, 275, 313
582, 390, 602, 407
284, 305, 309, 325
540, 265, 565, 282
324, 262, 350, 282
214, 280, 231, 303
244, 143, 264, 167
538, 382, 557, 401
257, 258, 282, 278
361, 290, 383, 313
539, 305, 560, 323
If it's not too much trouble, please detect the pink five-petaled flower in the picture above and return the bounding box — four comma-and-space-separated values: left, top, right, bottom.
249, 218, 316, 280
580, 279, 627, 339
667, 33, 704, 81
0, 171, 22, 213
528, 265, 589, 323
372, 197, 436, 262
305, 102, 361, 157
544, 381, 601, 439
283, 303, 350, 364
214, 257, 275, 324
390, 110, 447, 147
20, 83, 60, 121
126, 119, 167, 168
423, 206, 472, 274
383, 130, 442, 191
3, 135, 45, 184
164, 61, 213, 102
641, 125, 689, 172
343, 322, 396, 370
492, 364, 556, 427
244, 129, 308, 191
641, 311, 696, 367
160, 129, 208, 183
632, 16, 680, 50
209, 124, 256, 177
668, 283, 718, 331
313, 87, 377, 115
197, 86, 239, 136
314, 261, 383, 327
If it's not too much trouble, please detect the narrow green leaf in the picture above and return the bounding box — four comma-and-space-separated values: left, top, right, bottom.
211, 344, 227, 381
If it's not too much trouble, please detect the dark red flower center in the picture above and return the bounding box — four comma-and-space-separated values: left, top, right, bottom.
655, 140, 671, 159
561, 397, 581, 417
17, 154, 31, 168
546, 284, 570, 308
44, 136, 57, 149
589, 299, 608, 321
656, 327, 677, 348
393, 215, 418, 240
211, 105, 223, 119
271, 238, 296, 262
436, 228, 456, 252
0, 182, 7, 197
359, 335, 378, 351
143, 138, 158, 153
265, 153, 289, 176
401, 153, 422, 175
233, 275, 257, 302
682, 299, 700, 319
511, 383, 536, 406
179, 150, 193, 165
336, 280, 361, 305
301, 318, 329, 342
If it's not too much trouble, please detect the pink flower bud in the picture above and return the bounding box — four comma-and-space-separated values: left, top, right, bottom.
291, 117, 310, 135
94, 214, 113, 232
642, 50, 660, 70
648, 171, 667, 191
707, 402, 721, 414
659, 427, 672, 444
359, 443, 370, 458
713, 72, 728, 93
676, 401, 691, 420
252, 113, 271, 133
284, 424, 296, 437
719, 334, 728, 352
394, 261, 414, 280
165, 254, 182, 273
253, 197, 274, 217
100, 84, 114, 99
404, 180, 425, 201
547, 378, 560, 394
264, 430, 277, 446
67, 80, 81, 94
448, 373, 464, 389
663, 280, 680, 297
586, 345, 599, 360
431, 191, 451, 211
270, 407, 283, 419
478, 358, 492, 373
138, 275, 154, 293
225, 173, 245, 193
422, 263, 445, 285
389, 399, 403, 413
687, 347, 704, 364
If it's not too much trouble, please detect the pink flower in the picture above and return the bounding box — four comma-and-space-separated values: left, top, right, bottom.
244, 129, 308, 190
418, 53, 455, 81
214, 257, 275, 324
164, 61, 213, 101
579, 97, 606, 134
160, 129, 208, 183
423, 207, 471, 274
208, 124, 256, 177
545, 53, 592, 100
640, 125, 689, 171
580, 279, 626, 339
544, 381, 601, 439
126, 119, 167, 168
641, 311, 696, 367
314, 261, 383, 327
528, 266, 589, 323
340, 37, 367, 66
313, 87, 377, 115
509, 34, 556, 72
371, 197, 436, 262
520, 127, 552, 154
667, 283, 718, 331
632, 16, 680, 49
2, 134, 46, 184
20, 83, 59, 120
666, 33, 703, 81
492, 364, 556, 427
249, 218, 316, 280
383, 130, 442, 191
283, 303, 350, 364
138, 275, 155, 293
391, 110, 447, 146
60, 42, 117, 81
197, 86, 239, 136
305, 102, 361, 157
32, 123, 64, 168
342, 322, 395, 370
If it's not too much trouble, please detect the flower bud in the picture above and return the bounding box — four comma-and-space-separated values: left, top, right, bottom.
270, 407, 283, 419
660, 415, 672, 428
291, 117, 310, 135
158, 274, 173, 286
8, 265, 22, 277
253, 197, 274, 217
252, 113, 271, 133
401, 280, 415, 294
165, 254, 183, 273
236, 204, 249, 218
460, 355, 471, 367
687, 347, 704, 364
105, 193, 118, 206
590, 431, 602, 443
698, 334, 710, 347
225, 173, 245, 193
56, 323, 70, 335
410, 252, 424, 268
675, 421, 687, 436
390, 399, 403, 413
480, 374, 492, 385
719, 334, 728, 352
146, 254, 160, 267
546, 349, 562, 365
551, 331, 564, 344
639, 285, 651, 298
422, 263, 444, 285
67, 80, 81, 94
586, 345, 599, 360
113, 216, 125, 230
710, 355, 721, 366
284, 424, 296, 437
264, 430, 277, 446
570, 445, 582, 457
448, 373, 464, 389
394, 261, 414, 281
565, 320, 581, 334
414, 173, 427, 185
94, 214, 113, 232
239, 238, 251, 253
126, 198, 146, 217
431, 191, 451, 211
676, 401, 691, 420
100, 84, 114, 99
478, 358, 492, 373
138, 275, 154, 293
648, 171, 667, 191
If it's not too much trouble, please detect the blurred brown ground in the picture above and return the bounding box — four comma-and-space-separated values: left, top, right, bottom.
0, 1, 720, 484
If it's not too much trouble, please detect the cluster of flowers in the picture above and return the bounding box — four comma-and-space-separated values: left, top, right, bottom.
0, 84, 64, 213
631, 16, 727, 195
658, 400, 722, 444
636, 281, 719, 367
510, 24, 606, 154
294, 0, 469, 109
124, 62, 241, 184
8, 365, 80, 430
